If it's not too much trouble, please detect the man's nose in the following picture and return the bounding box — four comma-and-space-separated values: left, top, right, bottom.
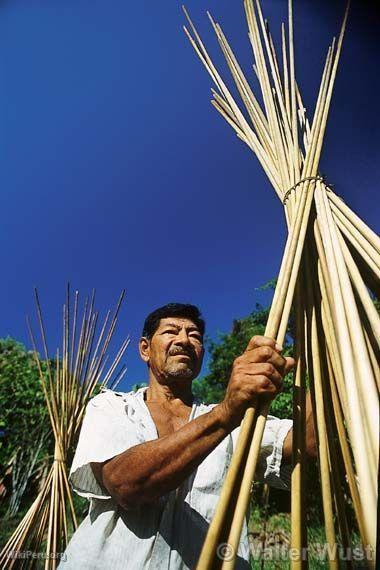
174, 329, 191, 345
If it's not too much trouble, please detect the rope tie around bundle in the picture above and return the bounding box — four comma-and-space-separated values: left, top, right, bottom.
282, 175, 332, 205
184, 0, 379, 568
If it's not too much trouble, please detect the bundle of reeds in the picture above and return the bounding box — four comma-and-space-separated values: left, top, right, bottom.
0, 287, 129, 569
184, 1, 379, 568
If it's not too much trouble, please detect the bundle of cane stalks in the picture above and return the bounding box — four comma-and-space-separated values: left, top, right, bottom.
184, 1, 379, 568
0, 287, 129, 569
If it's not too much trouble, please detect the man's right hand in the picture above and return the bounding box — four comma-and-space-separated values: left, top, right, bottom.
217, 335, 295, 429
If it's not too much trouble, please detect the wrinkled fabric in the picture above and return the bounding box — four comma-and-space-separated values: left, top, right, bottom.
59, 387, 292, 569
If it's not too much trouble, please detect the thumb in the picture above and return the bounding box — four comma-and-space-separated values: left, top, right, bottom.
284, 356, 296, 374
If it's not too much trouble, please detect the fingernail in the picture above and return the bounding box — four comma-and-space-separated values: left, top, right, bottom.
275, 343, 283, 351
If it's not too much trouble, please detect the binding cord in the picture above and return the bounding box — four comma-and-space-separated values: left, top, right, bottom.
282, 175, 333, 205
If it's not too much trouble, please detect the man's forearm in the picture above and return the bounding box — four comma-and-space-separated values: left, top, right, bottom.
305, 390, 317, 458
283, 390, 317, 461
96, 403, 234, 508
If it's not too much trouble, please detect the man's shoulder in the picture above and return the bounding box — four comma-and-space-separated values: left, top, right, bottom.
88, 387, 142, 411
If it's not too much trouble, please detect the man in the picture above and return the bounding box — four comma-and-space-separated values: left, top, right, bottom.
60, 303, 316, 569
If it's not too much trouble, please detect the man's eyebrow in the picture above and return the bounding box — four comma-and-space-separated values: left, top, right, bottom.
161, 322, 201, 332
187, 326, 202, 332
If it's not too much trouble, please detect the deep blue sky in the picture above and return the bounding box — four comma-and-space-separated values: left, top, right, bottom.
1, 1, 379, 389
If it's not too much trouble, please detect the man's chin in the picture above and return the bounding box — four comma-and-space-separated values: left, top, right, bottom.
165, 364, 196, 380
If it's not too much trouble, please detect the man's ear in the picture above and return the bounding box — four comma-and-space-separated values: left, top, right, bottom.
139, 337, 150, 364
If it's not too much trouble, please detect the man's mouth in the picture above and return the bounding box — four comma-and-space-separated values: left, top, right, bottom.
168, 351, 193, 360
171, 353, 191, 359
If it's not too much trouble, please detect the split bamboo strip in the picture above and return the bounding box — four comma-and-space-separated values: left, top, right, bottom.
328, 191, 380, 255
317, 255, 376, 560
307, 245, 355, 568
317, 183, 378, 464
314, 184, 378, 542
313, 220, 351, 421
362, 327, 380, 392
325, 349, 369, 551
330, 201, 380, 272
316, 260, 374, 567
290, 284, 307, 569
336, 228, 380, 344
332, 210, 380, 277
307, 294, 338, 570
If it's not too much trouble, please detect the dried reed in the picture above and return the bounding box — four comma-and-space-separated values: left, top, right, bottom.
184, 1, 379, 568
0, 286, 129, 569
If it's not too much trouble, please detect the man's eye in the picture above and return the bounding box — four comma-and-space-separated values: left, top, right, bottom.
190, 334, 202, 341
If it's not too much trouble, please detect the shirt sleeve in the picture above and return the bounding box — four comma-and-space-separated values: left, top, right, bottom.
231, 414, 293, 491
69, 389, 144, 500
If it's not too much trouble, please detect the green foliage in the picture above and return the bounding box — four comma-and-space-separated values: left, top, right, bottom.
131, 382, 147, 392
0, 503, 31, 549
0, 336, 113, 537
266, 370, 293, 419
0, 338, 52, 477
255, 277, 277, 292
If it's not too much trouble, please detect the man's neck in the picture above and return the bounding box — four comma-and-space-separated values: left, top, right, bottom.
145, 375, 194, 407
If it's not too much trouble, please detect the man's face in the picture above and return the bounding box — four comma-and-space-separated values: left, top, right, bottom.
140, 317, 204, 383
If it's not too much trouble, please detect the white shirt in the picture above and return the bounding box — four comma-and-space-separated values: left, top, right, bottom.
59, 387, 292, 569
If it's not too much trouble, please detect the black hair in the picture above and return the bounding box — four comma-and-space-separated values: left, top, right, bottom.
142, 303, 205, 340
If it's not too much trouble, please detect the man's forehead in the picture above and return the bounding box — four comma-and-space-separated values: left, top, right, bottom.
158, 317, 200, 330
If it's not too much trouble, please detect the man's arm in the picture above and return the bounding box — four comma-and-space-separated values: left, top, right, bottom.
283, 390, 317, 461
92, 403, 235, 509
92, 336, 295, 509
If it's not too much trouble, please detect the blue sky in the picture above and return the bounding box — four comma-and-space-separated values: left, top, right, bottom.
1, 1, 379, 390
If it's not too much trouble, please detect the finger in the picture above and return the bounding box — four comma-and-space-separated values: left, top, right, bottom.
242, 362, 283, 388
284, 356, 296, 374
245, 335, 282, 353
252, 375, 280, 399
241, 347, 288, 374
261, 364, 283, 389
238, 365, 284, 393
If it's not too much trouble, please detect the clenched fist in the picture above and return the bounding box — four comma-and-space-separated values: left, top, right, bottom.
218, 335, 295, 429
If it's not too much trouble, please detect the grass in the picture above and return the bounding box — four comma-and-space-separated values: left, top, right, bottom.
248, 508, 369, 569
